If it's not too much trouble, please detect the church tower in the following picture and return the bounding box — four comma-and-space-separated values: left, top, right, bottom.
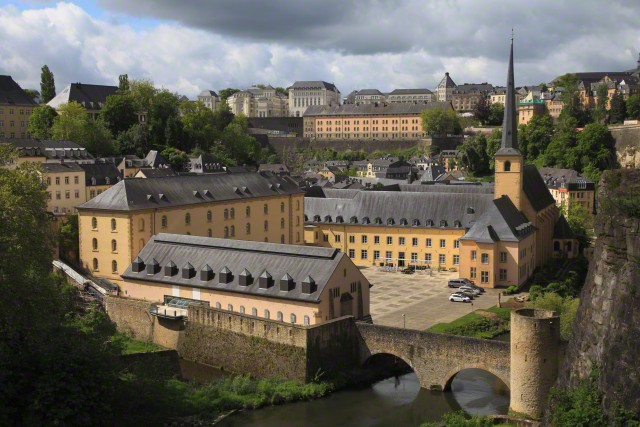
494, 39, 524, 211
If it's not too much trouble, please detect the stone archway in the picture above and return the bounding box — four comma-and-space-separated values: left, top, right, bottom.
441, 364, 510, 392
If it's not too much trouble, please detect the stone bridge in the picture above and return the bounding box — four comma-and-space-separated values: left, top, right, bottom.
356, 322, 511, 391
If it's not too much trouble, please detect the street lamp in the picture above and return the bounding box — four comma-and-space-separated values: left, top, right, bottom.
403, 313, 406, 329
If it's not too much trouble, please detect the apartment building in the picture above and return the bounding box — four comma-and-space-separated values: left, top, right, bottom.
41, 163, 86, 215
0, 75, 37, 139
48, 83, 119, 120
539, 167, 596, 224
79, 163, 122, 200
288, 81, 341, 117
197, 90, 220, 111
2, 138, 94, 167
517, 92, 546, 125
451, 83, 493, 112
227, 85, 288, 117
386, 89, 433, 103
436, 72, 457, 102
303, 102, 452, 141
76, 172, 305, 285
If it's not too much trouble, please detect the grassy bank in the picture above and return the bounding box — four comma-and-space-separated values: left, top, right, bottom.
427, 306, 511, 339
112, 332, 165, 354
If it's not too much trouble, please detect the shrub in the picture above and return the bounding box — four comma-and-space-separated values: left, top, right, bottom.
502, 285, 518, 295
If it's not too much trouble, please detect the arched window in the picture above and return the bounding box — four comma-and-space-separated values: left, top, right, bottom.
290, 313, 297, 324
207, 210, 212, 222
185, 213, 191, 225
296, 232, 300, 242
304, 315, 310, 326
216, 302, 221, 309
281, 235, 285, 244
111, 218, 116, 231
252, 307, 257, 316
91, 217, 97, 229
227, 304, 233, 312
139, 239, 145, 251
296, 216, 300, 226
230, 208, 235, 219
296, 200, 300, 210
280, 202, 285, 213
224, 226, 229, 238
91, 238, 98, 250
504, 160, 511, 172
207, 228, 212, 237
264, 220, 268, 231
263, 203, 268, 214
246, 206, 251, 217
264, 309, 270, 319
161, 215, 167, 228
277, 311, 283, 321
230, 225, 235, 237
246, 223, 251, 235
111, 260, 118, 273
280, 218, 285, 229
138, 218, 144, 231
240, 306, 245, 314
111, 239, 117, 252
92, 258, 98, 270
224, 209, 229, 220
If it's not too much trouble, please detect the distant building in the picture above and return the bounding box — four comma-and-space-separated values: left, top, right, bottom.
187, 153, 226, 175
0, 75, 37, 139
2, 138, 94, 167
517, 92, 546, 125
303, 102, 452, 141
353, 89, 385, 105
436, 72, 457, 102
451, 83, 493, 112
40, 162, 86, 215
134, 168, 179, 179
538, 167, 596, 223
227, 85, 288, 118
47, 83, 119, 120
288, 81, 341, 117
258, 163, 290, 176
79, 163, 122, 200
386, 89, 433, 103
197, 90, 220, 111
117, 150, 170, 177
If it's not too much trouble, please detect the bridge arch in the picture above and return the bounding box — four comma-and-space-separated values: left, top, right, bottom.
362, 350, 416, 373
442, 364, 510, 392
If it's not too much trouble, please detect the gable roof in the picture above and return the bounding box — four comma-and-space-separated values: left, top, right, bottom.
40, 162, 84, 174
523, 164, 556, 211
144, 150, 169, 169
198, 90, 218, 97
0, 75, 36, 106
136, 168, 178, 178
121, 233, 350, 303
289, 81, 339, 92
47, 83, 118, 110
77, 172, 302, 211
79, 163, 121, 186
461, 195, 535, 243
437, 72, 457, 89
553, 215, 575, 239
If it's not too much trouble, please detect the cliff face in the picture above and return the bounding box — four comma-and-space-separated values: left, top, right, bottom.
556, 169, 640, 415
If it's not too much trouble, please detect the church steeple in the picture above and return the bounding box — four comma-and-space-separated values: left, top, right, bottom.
497, 38, 520, 155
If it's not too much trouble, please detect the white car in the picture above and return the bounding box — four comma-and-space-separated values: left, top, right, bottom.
449, 292, 471, 303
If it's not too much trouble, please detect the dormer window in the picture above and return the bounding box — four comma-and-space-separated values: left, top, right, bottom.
440, 220, 447, 227
324, 215, 332, 223
387, 218, 394, 225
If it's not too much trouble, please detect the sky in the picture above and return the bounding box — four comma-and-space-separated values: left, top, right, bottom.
1, 0, 639, 99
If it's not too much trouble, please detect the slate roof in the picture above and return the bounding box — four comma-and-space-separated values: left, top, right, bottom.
47, 83, 118, 110
258, 163, 290, 173
418, 165, 446, 182
144, 150, 169, 169
198, 90, 218, 98
289, 81, 339, 92
461, 196, 535, 243
553, 215, 575, 239
538, 167, 594, 188
304, 102, 451, 117
121, 233, 350, 303
452, 83, 494, 94
2, 138, 94, 161
388, 89, 433, 95
305, 190, 492, 229
137, 168, 178, 178
355, 89, 384, 96
437, 72, 457, 89
523, 165, 556, 211
79, 163, 122, 186
40, 162, 85, 173
0, 75, 36, 106
78, 172, 302, 211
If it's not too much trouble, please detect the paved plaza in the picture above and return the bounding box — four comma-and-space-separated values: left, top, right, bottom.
362, 267, 503, 330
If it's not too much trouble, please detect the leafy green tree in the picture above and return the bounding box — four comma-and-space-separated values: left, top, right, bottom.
458, 134, 490, 174
421, 107, 461, 136
626, 94, 640, 120
529, 293, 579, 341
101, 93, 139, 136
518, 113, 553, 162
51, 102, 114, 156
129, 79, 157, 112
58, 214, 79, 263
160, 146, 190, 171
487, 102, 504, 126
40, 65, 56, 104
485, 129, 502, 171
574, 123, 616, 173
473, 93, 491, 124
543, 115, 578, 168
566, 202, 593, 251
222, 114, 261, 166
593, 83, 609, 124
212, 99, 235, 131
549, 370, 609, 427
116, 123, 152, 157
555, 73, 582, 120
275, 87, 289, 97
118, 73, 130, 92
609, 91, 626, 124
27, 105, 58, 138
23, 89, 40, 102
218, 88, 240, 101
147, 90, 180, 147
179, 101, 218, 152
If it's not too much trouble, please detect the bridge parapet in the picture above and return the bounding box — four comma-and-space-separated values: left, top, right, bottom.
356, 322, 510, 390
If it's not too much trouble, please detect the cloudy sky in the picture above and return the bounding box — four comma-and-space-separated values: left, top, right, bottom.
1, 0, 639, 98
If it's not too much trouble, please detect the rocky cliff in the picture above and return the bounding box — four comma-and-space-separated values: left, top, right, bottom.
555, 169, 640, 416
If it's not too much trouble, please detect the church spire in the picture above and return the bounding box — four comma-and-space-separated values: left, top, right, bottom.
497, 37, 520, 154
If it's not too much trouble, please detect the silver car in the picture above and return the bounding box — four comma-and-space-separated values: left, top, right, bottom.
459, 285, 481, 296
449, 292, 471, 303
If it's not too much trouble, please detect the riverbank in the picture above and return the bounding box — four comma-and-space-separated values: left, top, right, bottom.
427, 306, 511, 339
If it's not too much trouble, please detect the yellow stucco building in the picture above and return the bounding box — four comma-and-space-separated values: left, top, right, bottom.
77, 172, 305, 285
0, 75, 36, 139
41, 163, 86, 215
539, 167, 596, 226
118, 233, 371, 325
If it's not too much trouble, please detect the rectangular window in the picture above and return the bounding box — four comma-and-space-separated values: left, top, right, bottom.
374, 235, 380, 244
471, 250, 477, 261
348, 249, 355, 258
481, 271, 489, 284
335, 235, 341, 243
500, 252, 507, 263
481, 253, 489, 264
64, 176, 69, 184
499, 269, 507, 281
411, 253, 418, 262
374, 250, 380, 260
385, 251, 392, 261
399, 237, 405, 246
349, 235, 355, 243
412, 237, 418, 246
426, 238, 432, 248
439, 254, 446, 264
65, 190, 70, 199
55, 191, 61, 200
387, 236, 393, 245
74, 176, 79, 184
74, 190, 79, 198
323, 234, 329, 242
439, 239, 446, 248
362, 235, 368, 244
425, 253, 432, 263
55, 177, 60, 185
470, 267, 477, 279
361, 250, 368, 260
453, 255, 460, 265
454, 240, 460, 249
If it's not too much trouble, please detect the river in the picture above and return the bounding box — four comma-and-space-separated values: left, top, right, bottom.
212, 369, 509, 427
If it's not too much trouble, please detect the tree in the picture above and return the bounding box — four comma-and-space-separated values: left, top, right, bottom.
58, 214, 79, 263
51, 102, 114, 156
473, 94, 491, 124
518, 114, 553, 162
574, 123, 616, 173
421, 107, 461, 136
485, 129, 502, 171
118, 74, 130, 92
27, 105, 58, 138
222, 114, 261, 166
40, 65, 56, 104
609, 91, 626, 124
458, 134, 490, 174
101, 93, 138, 136
543, 115, 578, 168
23, 89, 40, 103
160, 147, 190, 171
626, 94, 640, 120
566, 202, 593, 251
487, 103, 504, 126
115, 123, 152, 157
129, 79, 157, 112
275, 87, 289, 97
212, 99, 235, 131
218, 88, 240, 101
179, 101, 218, 152
555, 73, 591, 125
593, 83, 609, 124
148, 90, 180, 147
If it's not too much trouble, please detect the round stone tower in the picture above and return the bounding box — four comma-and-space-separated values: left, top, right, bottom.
510, 308, 560, 419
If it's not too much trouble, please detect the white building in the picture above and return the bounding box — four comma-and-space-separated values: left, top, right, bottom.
197, 90, 220, 111
436, 72, 457, 102
288, 81, 341, 117
386, 88, 433, 103
227, 85, 288, 117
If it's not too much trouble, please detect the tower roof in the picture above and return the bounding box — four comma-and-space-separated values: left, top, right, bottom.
496, 39, 521, 156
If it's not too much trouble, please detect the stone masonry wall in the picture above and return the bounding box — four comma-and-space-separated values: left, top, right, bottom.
105, 296, 155, 342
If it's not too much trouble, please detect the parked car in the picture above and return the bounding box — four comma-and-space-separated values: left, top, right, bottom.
457, 290, 476, 299
448, 278, 476, 288
449, 292, 471, 303
459, 285, 481, 296
401, 267, 415, 274
468, 283, 485, 293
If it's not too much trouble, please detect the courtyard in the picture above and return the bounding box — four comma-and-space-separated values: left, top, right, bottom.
362, 267, 503, 330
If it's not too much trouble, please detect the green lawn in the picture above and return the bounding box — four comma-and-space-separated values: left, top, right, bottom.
427, 306, 511, 339
112, 332, 166, 355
